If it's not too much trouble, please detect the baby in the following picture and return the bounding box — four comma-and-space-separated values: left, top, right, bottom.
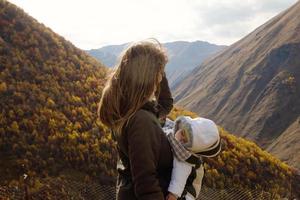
162, 116, 222, 200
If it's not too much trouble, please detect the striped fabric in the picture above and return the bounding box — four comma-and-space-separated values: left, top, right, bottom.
167, 133, 192, 162
162, 118, 193, 162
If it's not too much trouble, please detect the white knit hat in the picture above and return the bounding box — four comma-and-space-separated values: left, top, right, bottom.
174, 116, 221, 157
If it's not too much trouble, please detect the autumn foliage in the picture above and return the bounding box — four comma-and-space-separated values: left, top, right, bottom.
168, 108, 298, 199
0, 0, 117, 184
0, 0, 298, 199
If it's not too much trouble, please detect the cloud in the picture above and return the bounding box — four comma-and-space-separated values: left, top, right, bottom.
8, 0, 298, 48
189, 0, 297, 25
182, 0, 298, 45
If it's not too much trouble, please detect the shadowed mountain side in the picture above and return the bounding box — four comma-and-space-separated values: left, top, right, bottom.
173, 1, 300, 169
267, 117, 300, 169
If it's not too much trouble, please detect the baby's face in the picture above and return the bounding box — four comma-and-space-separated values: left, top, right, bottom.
175, 129, 188, 143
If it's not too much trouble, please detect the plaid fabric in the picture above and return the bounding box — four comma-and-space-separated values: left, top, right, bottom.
167, 133, 192, 161
162, 118, 192, 161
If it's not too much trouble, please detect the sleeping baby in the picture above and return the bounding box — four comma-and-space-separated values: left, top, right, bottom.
162, 116, 222, 200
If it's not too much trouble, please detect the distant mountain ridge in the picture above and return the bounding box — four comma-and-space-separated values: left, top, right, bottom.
86, 41, 226, 88
87, 43, 128, 67
173, 1, 300, 169
164, 41, 227, 89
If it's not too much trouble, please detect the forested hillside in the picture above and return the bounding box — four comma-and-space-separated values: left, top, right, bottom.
169, 108, 299, 199
0, 0, 116, 183
0, 0, 299, 199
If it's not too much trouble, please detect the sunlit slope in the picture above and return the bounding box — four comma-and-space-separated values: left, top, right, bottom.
0, 0, 116, 183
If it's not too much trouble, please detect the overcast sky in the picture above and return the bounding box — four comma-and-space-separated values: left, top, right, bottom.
8, 0, 298, 49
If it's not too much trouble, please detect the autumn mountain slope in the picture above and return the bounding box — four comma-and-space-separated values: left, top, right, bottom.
0, 0, 299, 199
169, 108, 299, 199
0, 0, 117, 183
173, 1, 300, 169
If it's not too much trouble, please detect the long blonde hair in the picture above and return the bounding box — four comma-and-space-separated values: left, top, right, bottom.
97, 39, 168, 136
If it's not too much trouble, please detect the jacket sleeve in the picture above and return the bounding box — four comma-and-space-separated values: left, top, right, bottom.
156, 72, 174, 117
126, 111, 164, 200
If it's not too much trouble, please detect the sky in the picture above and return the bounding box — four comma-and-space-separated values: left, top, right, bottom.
8, 0, 298, 50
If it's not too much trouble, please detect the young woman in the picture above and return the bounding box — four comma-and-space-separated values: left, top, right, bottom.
98, 39, 174, 200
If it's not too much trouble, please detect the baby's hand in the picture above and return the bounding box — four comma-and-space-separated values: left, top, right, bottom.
166, 193, 178, 200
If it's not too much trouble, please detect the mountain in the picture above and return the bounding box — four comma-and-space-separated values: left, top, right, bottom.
267, 116, 300, 168
0, 1, 299, 199
87, 43, 128, 67
164, 41, 226, 88
0, 0, 117, 183
86, 41, 226, 88
173, 1, 300, 169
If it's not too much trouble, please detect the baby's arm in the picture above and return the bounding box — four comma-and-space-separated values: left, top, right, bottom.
168, 156, 192, 198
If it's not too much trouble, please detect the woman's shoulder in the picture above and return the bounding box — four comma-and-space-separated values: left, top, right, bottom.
124, 109, 163, 147
135, 109, 151, 116
130, 109, 159, 125
125, 109, 161, 138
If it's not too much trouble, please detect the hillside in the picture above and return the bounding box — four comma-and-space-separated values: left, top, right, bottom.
0, 0, 117, 183
168, 107, 299, 199
1, 107, 299, 199
86, 41, 226, 88
0, 0, 299, 199
267, 116, 300, 168
173, 1, 300, 169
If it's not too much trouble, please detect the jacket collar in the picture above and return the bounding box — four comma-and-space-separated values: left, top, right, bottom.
140, 100, 159, 117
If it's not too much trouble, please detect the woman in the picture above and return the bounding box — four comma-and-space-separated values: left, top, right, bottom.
98, 39, 174, 200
